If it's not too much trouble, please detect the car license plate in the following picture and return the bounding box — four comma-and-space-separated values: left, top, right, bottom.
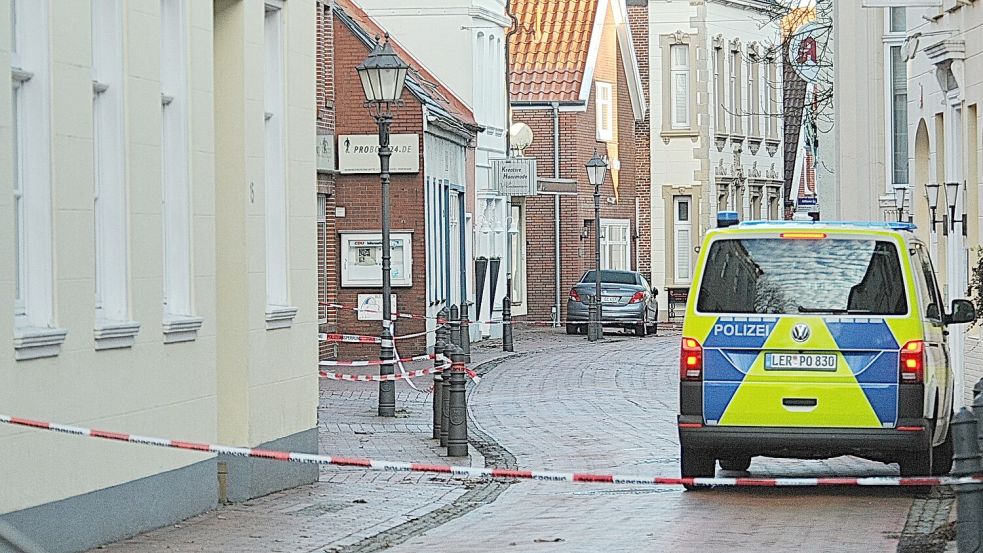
601, 296, 620, 304
765, 353, 837, 371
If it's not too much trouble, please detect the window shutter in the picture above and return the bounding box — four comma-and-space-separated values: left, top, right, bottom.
675, 227, 691, 282
673, 73, 688, 126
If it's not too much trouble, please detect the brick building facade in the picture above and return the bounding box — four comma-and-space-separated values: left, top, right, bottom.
509, 0, 646, 322
325, 0, 479, 360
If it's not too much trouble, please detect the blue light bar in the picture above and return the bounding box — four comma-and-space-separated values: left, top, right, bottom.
738, 220, 917, 231
717, 211, 740, 228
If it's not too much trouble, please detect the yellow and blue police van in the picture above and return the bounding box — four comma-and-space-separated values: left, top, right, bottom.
677, 213, 977, 482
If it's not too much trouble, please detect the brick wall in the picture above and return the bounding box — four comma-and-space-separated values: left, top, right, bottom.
331, 14, 429, 358
628, 1, 651, 283
317, 1, 337, 360
512, 7, 641, 322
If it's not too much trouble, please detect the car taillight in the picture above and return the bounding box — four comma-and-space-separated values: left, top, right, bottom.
569, 289, 581, 302
900, 340, 924, 383
628, 291, 645, 304
680, 337, 703, 381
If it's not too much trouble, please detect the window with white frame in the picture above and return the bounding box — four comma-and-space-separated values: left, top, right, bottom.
886, 8, 908, 188
750, 52, 761, 137
264, 2, 293, 325
670, 44, 690, 129
714, 45, 726, 134
93, 0, 137, 346
12, 0, 60, 352
673, 197, 692, 283
489, 34, 496, 123
475, 32, 485, 124
161, 0, 199, 341
767, 60, 779, 138
596, 82, 613, 141
600, 219, 630, 271
510, 202, 525, 305
730, 47, 743, 135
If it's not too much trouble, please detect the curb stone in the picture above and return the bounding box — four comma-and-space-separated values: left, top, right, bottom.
897, 486, 956, 553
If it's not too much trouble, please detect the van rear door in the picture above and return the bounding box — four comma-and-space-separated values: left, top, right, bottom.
694, 233, 913, 429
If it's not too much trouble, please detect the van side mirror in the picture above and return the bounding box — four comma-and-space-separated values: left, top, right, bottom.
946, 299, 977, 325
653, 288, 659, 296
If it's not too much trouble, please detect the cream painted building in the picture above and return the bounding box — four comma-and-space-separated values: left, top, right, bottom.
902, 0, 983, 405
0, 1, 317, 551
647, 0, 784, 317
830, 2, 911, 222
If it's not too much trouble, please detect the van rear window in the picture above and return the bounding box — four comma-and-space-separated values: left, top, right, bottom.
696, 238, 908, 315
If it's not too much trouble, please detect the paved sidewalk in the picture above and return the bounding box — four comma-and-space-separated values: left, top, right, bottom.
91, 329, 555, 553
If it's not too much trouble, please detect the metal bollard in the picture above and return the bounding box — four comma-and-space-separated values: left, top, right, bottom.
446, 345, 469, 457
502, 296, 514, 353
378, 324, 396, 417
460, 302, 472, 363
974, 379, 983, 454
449, 305, 461, 349
432, 309, 448, 440
440, 316, 453, 446
952, 408, 983, 553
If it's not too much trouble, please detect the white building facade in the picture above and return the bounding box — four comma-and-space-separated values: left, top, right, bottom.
902, 0, 983, 405
831, 2, 911, 222
0, 1, 318, 550
647, 0, 784, 318
343, 0, 517, 332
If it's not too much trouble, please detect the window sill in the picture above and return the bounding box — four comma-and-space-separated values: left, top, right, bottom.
266, 306, 298, 330
163, 316, 204, 344
660, 129, 699, 144
14, 326, 68, 361
94, 320, 141, 351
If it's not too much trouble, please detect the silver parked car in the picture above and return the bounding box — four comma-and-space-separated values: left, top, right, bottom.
566, 270, 658, 336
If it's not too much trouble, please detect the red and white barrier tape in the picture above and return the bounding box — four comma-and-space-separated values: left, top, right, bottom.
319, 353, 437, 367
319, 302, 432, 321
318, 327, 442, 344
0, 414, 971, 488
319, 363, 479, 383
320, 363, 450, 382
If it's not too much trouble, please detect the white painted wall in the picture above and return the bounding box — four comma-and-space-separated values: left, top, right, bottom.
0, 0, 217, 513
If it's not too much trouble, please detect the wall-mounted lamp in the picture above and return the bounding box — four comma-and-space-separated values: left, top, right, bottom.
925, 182, 946, 235
892, 184, 910, 223
581, 220, 591, 240
945, 181, 967, 236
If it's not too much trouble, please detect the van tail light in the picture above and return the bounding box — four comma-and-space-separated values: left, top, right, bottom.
569, 289, 581, 302
680, 337, 703, 381
900, 340, 925, 383
628, 291, 645, 304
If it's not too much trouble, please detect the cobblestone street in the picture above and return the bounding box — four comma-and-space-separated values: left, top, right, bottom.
92, 328, 953, 552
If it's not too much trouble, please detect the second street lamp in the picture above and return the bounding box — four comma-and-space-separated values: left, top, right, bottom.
585, 150, 608, 343
356, 34, 409, 417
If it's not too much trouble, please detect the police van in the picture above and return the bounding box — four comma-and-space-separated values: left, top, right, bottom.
677, 213, 976, 482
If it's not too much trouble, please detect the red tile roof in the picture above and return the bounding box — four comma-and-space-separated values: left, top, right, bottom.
334, 0, 477, 128
509, 0, 600, 103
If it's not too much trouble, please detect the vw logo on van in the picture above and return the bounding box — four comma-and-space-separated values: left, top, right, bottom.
791, 324, 811, 343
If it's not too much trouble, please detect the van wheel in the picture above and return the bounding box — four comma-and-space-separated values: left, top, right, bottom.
681, 446, 715, 490
719, 455, 752, 472
932, 423, 954, 476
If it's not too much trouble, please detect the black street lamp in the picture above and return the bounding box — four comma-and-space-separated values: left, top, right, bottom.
893, 184, 909, 223
585, 150, 607, 343
356, 34, 409, 417
945, 181, 967, 236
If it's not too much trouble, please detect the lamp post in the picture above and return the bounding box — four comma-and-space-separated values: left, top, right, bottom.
926, 182, 944, 234
946, 181, 967, 236
356, 34, 409, 418
585, 150, 608, 343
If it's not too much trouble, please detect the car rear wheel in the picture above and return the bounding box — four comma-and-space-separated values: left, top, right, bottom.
932, 422, 954, 476
681, 446, 715, 490
634, 321, 646, 337
718, 455, 752, 472
565, 324, 577, 335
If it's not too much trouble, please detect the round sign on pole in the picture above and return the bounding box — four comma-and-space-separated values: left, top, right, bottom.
788, 21, 824, 83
